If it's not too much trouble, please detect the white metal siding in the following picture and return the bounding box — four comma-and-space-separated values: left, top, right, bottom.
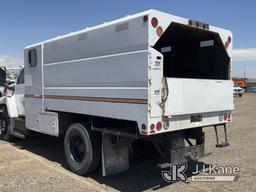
165, 78, 234, 116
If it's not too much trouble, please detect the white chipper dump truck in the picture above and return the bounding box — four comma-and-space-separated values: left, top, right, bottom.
0, 10, 233, 176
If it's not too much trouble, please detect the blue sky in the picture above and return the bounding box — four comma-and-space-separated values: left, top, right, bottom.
0, 0, 255, 77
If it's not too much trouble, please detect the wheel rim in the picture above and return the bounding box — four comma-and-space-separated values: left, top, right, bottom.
69, 134, 86, 163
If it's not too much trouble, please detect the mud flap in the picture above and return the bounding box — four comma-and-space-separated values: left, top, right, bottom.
102, 133, 133, 176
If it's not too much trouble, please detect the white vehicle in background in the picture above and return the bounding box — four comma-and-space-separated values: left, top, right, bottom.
6, 67, 23, 81
233, 85, 244, 97
0, 10, 233, 176
0, 67, 22, 97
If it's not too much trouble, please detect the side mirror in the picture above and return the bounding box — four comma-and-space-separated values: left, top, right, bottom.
4, 83, 15, 92
7, 86, 15, 91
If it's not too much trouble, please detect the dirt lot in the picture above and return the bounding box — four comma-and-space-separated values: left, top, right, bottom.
0, 93, 256, 192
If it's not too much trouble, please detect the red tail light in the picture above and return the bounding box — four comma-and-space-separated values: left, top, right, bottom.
156, 122, 162, 131
228, 114, 232, 121
151, 17, 158, 28
224, 114, 228, 121
141, 124, 146, 130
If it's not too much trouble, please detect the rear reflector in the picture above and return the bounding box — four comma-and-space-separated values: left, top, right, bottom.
156, 26, 163, 37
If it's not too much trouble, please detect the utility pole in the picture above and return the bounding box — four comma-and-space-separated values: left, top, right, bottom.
243, 64, 246, 79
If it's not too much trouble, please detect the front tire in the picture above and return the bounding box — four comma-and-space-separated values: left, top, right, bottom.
64, 123, 101, 175
0, 106, 12, 141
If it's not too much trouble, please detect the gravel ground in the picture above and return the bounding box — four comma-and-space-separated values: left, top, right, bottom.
0, 93, 256, 192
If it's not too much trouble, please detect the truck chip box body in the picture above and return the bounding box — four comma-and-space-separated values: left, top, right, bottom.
0, 10, 233, 176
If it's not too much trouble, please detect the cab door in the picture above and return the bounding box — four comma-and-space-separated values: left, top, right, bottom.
24, 45, 44, 132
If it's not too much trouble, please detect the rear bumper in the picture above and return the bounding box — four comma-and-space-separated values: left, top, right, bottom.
143, 110, 232, 135
165, 111, 231, 131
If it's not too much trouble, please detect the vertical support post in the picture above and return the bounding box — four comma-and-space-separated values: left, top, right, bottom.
214, 124, 229, 148
214, 125, 219, 147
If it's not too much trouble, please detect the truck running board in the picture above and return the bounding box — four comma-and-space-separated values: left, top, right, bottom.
12, 130, 26, 139
214, 124, 229, 148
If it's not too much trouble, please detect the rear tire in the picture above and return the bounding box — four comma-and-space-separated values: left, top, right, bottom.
0, 106, 12, 141
64, 123, 101, 175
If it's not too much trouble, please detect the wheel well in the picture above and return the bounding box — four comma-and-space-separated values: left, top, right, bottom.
58, 112, 89, 136
57, 112, 139, 138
